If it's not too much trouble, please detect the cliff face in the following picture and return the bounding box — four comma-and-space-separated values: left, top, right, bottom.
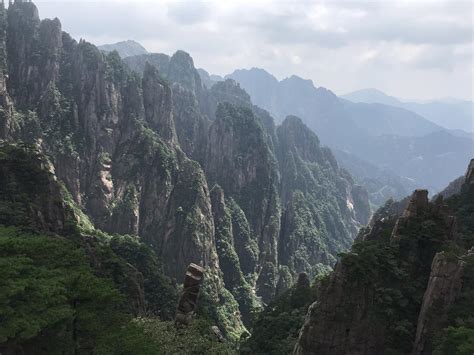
277, 116, 370, 278
0, 5, 14, 139
2, 0, 207, 280
206, 102, 281, 302
412, 251, 467, 354
295, 164, 474, 355
0, 142, 84, 234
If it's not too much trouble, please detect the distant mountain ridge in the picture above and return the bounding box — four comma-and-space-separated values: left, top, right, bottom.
227, 68, 444, 138
98, 40, 148, 58
343, 88, 474, 133
224, 67, 474, 203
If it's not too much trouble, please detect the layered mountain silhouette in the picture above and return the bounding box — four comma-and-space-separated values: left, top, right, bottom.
343, 88, 474, 133
224, 68, 473, 205
99, 39, 148, 58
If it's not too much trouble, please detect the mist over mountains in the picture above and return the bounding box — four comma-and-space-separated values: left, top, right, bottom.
343, 88, 474, 133
225, 68, 473, 203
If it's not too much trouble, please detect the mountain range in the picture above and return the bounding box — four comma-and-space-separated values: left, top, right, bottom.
342, 88, 474, 133
224, 68, 473, 205
1, 6, 473, 354
104, 43, 474, 208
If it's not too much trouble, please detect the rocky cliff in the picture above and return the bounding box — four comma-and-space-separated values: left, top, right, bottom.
294, 161, 474, 354
277, 116, 370, 278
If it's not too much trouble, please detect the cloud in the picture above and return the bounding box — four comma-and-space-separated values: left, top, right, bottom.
167, 1, 212, 25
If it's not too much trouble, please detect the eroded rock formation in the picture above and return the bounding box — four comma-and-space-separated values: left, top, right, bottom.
176, 263, 204, 325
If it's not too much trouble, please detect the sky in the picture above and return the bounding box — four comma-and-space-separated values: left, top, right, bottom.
33, 0, 473, 101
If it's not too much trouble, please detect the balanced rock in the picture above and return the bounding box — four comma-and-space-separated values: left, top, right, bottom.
175, 263, 204, 325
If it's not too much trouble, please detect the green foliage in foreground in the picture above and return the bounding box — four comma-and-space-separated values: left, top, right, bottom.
434, 326, 474, 355
0, 226, 231, 354
0, 226, 129, 352
136, 318, 234, 354
241, 281, 313, 354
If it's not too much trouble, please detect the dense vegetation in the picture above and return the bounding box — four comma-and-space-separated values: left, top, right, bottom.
241, 274, 315, 354
0, 226, 137, 353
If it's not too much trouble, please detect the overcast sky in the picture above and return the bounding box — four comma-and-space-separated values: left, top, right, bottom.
33, 0, 473, 101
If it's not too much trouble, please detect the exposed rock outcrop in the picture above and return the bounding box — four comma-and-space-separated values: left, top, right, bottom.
206, 102, 281, 302
142, 62, 176, 143
0, 4, 14, 140
7, 0, 61, 110
295, 160, 474, 355
124, 49, 372, 301
412, 251, 466, 354
210, 185, 260, 325
175, 263, 204, 325
465, 158, 474, 184
0, 142, 78, 233
0, 139, 181, 326
277, 116, 370, 279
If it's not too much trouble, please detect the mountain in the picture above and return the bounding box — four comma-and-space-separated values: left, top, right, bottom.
295, 161, 474, 354
98, 39, 148, 58
197, 68, 223, 88
227, 69, 443, 138
0, 1, 370, 351
343, 88, 474, 133
341, 88, 405, 106
226, 68, 474, 202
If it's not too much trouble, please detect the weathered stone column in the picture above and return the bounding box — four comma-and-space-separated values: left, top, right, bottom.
175, 263, 204, 325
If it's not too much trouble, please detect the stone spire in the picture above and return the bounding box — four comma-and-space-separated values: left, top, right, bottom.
175, 263, 204, 325
403, 189, 429, 217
